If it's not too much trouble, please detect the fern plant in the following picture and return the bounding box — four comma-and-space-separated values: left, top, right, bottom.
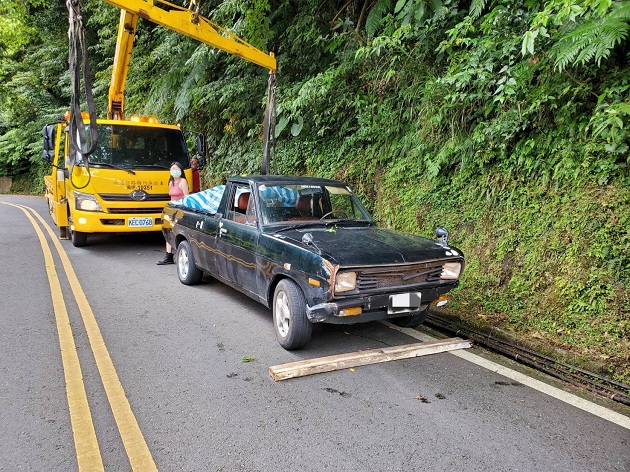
551, 0, 630, 70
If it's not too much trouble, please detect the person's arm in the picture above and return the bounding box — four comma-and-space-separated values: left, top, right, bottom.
180, 179, 190, 196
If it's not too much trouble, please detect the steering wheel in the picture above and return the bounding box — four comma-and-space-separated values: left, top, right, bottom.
320, 210, 349, 220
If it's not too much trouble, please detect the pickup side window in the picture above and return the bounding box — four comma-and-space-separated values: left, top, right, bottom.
226, 184, 255, 225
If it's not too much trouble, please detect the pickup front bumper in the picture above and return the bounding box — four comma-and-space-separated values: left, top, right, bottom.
306, 286, 452, 324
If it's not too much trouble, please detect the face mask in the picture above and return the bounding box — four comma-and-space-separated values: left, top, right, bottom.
170, 169, 182, 179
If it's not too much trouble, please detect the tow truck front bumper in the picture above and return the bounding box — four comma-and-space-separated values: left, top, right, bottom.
71, 208, 164, 233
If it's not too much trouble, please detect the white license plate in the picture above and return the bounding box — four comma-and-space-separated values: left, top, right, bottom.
388, 293, 422, 314
128, 217, 153, 228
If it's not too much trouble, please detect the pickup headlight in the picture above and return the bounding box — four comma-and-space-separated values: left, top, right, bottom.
441, 262, 462, 280
75, 191, 102, 212
335, 271, 357, 293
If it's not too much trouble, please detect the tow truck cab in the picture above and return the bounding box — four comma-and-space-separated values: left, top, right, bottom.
42, 116, 199, 247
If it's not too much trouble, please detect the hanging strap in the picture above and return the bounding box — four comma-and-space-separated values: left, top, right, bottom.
261, 71, 276, 175
67, 0, 99, 161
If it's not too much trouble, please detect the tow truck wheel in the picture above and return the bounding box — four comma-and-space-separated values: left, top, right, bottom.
176, 240, 203, 285
68, 217, 87, 247
273, 279, 312, 350
391, 305, 430, 328
70, 228, 88, 247
67, 214, 87, 247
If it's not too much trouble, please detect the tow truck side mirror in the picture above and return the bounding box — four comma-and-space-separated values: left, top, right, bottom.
42, 125, 56, 164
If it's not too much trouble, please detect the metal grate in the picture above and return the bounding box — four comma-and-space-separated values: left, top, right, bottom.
100, 193, 170, 202
107, 208, 164, 214
354, 261, 445, 294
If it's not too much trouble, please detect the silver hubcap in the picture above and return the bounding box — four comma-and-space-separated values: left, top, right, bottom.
275, 291, 291, 338
178, 247, 188, 278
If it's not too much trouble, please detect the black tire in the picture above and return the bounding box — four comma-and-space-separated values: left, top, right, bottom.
70, 229, 88, 247
176, 240, 203, 285
273, 279, 312, 350
68, 214, 87, 247
391, 305, 430, 328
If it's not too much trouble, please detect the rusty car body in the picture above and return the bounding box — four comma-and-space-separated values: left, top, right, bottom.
161, 175, 465, 349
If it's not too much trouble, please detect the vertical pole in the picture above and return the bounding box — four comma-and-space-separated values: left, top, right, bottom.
261, 71, 276, 175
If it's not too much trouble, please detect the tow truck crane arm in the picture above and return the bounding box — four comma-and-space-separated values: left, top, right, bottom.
108, 10, 138, 119
106, 0, 277, 120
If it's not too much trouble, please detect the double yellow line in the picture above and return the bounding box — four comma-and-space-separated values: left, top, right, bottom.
3, 203, 157, 471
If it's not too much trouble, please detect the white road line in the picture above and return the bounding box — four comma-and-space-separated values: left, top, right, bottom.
383, 321, 630, 431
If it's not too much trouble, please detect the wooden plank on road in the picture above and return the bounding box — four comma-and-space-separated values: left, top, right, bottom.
269, 337, 473, 381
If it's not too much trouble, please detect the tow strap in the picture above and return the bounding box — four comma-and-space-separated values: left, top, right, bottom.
261, 70, 277, 175
66, 0, 98, 188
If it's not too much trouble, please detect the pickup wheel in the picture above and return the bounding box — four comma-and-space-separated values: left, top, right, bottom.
391, 306, 430, 328
176, 240, 203, 285
273, 279, 312, 350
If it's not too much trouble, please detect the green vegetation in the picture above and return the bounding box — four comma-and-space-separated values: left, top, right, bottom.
1, 0, 628, 381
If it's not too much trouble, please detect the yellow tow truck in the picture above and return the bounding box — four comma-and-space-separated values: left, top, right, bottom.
42, 0, 276, 246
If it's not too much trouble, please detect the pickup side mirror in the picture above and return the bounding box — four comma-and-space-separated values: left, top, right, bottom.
42, 124, 56, 164
435, 226, 449, 247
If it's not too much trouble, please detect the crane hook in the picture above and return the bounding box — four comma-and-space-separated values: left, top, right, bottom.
189, 0, 201, 24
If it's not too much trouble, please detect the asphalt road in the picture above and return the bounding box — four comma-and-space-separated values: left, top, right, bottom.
1, 195, 629, 472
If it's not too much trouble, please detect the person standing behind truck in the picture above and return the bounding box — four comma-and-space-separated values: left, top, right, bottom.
190, 157, 201, 192
157, 161, 189, 265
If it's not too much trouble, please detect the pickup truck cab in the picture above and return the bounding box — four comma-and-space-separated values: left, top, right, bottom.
161, 175, 464, 349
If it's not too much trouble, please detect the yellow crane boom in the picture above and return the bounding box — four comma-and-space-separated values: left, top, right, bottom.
108, 10, 138, 119
106, 0, 277, 120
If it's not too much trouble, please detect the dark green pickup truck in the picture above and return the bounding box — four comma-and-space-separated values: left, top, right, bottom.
161, 175, 465, 349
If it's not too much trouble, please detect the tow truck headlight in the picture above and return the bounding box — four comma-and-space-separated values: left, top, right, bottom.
75, 191, 102, 212
335, 271, 357, 293
441, 262, 462, 280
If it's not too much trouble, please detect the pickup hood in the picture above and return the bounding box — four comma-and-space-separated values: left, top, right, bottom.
275, 226, 462, 266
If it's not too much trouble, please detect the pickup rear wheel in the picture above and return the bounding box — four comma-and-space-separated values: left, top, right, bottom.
176, 240, 203, 285
391, 305, 430, 328
273, 279, 312, 350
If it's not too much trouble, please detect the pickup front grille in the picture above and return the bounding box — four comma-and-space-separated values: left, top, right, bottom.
351, 261, 446, 295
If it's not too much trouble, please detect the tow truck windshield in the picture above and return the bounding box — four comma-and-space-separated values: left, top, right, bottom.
81, 124, 189, 170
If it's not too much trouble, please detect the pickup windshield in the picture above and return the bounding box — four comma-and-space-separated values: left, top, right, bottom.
257, 183, 374, 226
79, 124, 189, 170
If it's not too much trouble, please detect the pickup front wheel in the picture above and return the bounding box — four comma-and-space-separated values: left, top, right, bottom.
391, 305, 430, 328
176, 240, 203, 285
273, 279, 312, 350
